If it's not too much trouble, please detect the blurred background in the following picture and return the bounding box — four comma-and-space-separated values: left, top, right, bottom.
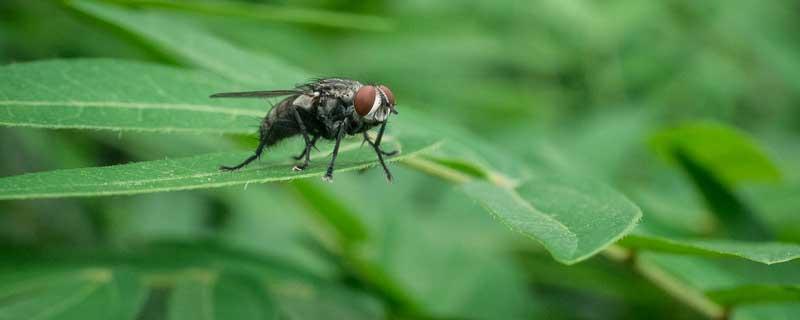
1, 0, 799, 319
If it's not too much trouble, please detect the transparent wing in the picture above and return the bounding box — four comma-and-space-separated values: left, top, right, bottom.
209, 90, 300, 98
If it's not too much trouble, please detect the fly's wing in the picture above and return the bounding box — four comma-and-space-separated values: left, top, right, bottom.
209, 90, 300, 98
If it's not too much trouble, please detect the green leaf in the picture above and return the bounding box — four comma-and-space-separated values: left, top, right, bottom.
270, 277, 385, 320
651, 121, 781, 184
745, 182, 800, 242
650, 122, 778, 240
0, 268, 145, 320
168, 271, 278, 320
99, 0, 394, 31
68, 0, 307, 87
621, 233, 800, 264
289, 179, 370, 246
0, 135, 440, 200
0, 59, 264, 133
733, 302, 800, 320
219, 186, 338, 278
672, 141, 772, 240
641, 252, 800, 306
0, 243, 385, 320
462, 177, 642, 264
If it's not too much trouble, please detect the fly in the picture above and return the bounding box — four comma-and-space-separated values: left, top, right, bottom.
211, 78, 399, 182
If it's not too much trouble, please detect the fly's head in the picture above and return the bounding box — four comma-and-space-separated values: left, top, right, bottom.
354, 85, 397, 123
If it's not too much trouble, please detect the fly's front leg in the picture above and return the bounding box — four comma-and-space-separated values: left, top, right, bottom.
323, 121, 346, 182
362, 121, 398, 156
362, 121, 395, 181
292, 108, 315, 171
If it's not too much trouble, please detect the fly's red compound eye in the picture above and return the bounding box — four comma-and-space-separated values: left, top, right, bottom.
378, 85, 395, 106
354, 85, 377, 116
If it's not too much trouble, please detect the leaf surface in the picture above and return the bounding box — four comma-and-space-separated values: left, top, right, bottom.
463, 177, 642, 264
0, 59, 264, 133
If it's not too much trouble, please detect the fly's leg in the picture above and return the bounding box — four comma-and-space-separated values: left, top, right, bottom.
220, 138, 268, 171
362, 122, 394, 181
362, 121, 398, 156
323, 122, 346, 182
292, 108, 315, 171
292, 135, 319, 160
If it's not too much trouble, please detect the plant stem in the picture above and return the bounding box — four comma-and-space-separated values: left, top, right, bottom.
635, 255, 726, 319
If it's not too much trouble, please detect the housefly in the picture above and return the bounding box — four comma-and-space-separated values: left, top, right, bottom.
211, 78, 398, 182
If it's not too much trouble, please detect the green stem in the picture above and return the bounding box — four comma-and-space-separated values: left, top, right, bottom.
635, 255, 726, 319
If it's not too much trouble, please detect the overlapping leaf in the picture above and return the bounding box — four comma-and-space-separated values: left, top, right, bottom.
622, 233, 800, 265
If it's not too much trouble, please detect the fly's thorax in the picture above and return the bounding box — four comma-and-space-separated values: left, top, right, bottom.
292, 93, 317, 110
314, 78, 361, 102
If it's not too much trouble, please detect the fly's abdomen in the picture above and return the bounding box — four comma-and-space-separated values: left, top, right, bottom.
260, 97, 302, 146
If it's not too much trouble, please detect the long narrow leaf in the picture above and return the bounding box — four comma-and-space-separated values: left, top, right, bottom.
0, 136, 441, 200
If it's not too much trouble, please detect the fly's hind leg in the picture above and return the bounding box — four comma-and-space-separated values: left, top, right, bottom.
220, 138, 268, 171
323, 122, 346, 182
291, 107, 315, 171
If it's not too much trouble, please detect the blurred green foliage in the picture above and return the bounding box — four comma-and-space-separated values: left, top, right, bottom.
1, 0, 799, 319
